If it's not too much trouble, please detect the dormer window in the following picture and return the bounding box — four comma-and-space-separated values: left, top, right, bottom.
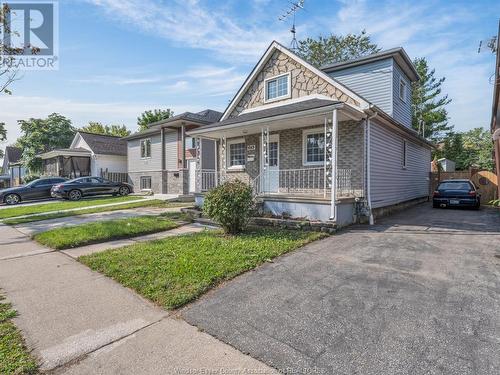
399, 78, 407, 102
265, 73, 291, 102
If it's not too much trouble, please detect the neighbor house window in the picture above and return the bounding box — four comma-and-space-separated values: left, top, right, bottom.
399, 78, 406, 102
140, 139, 151, 158
185, 137, 196, 149
402, 139, 408, 168
140, 176, 152, 190
303, 129, 325, 166
265, 73, 290, 102
228, 139, 246, 167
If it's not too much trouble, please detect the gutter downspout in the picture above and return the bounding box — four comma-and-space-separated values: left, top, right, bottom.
366, 106, 378, 225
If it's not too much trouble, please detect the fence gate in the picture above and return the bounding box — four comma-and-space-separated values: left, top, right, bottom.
471, 171, 498, 204
430, 170, 498, 204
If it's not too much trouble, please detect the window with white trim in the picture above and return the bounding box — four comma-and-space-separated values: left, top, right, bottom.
399, 78, 406, 102
402, 139, 408, 168
303, 129, 325, 165
140, 176, 152, 190
228, 140, 246, 167
265, 73, 290, 101
140, 139, 151, 158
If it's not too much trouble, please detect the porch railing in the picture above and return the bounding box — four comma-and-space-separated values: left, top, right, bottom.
196, 168, 354, 198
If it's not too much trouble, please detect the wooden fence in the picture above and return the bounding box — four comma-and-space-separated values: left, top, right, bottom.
430, 169, 498, 203
100, 169, 128, 183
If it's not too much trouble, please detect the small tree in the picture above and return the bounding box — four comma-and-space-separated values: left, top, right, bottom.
203, 180, 254, 234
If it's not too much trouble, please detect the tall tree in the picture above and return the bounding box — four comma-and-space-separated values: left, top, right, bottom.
411, 57, 452, 141
297, 30, 380, 68
0, 122, 6, 159
17, 113, 76, 172
137, 109, 174, 131
80, 122, 131, 137
439, 128, 494, 171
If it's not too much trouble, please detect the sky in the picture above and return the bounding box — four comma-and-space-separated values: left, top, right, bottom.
1, 0, 500, 158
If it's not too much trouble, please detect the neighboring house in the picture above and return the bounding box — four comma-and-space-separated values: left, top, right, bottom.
188, 41, 433, 225
39, 131, 127, 180
437, 158, 456, 172
124, 109, 222, 195
1, 146, 26, 187
491, 20, 500, 199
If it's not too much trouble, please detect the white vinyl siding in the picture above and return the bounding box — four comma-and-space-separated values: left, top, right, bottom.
370, 120, 431, 208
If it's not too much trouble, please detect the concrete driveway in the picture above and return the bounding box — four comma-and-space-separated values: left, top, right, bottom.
183, 204, 500, 374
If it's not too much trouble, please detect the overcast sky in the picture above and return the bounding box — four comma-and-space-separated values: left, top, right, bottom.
1, 0, 499, 158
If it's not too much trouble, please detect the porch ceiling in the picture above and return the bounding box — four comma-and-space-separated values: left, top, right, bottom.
188, 102, 365, 139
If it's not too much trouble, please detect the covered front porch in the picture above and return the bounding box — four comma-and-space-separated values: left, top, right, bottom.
190, 99, 367, 223
39, 148, 91, 179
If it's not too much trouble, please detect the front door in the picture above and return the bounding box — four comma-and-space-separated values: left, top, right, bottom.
188, 159, 197, 193
263, 134, 279, 193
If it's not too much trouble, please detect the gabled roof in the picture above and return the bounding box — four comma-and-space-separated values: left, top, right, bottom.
321, 47, 419, 82
78, 132, 127, 156
5, 146, 22, 165
219, 40, 370, 122
124, 109, 222, 140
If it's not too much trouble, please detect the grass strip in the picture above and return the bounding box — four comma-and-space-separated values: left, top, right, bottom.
33, 212, 190, 249
0, 295, 37, 374
0, 195, 143, 220
80, 228, 327, 309
4, 200, 190, 226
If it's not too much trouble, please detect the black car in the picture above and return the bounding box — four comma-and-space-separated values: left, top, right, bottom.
0, 177, 67, 205
51, 177, 133, 201
433, 179, 480, 209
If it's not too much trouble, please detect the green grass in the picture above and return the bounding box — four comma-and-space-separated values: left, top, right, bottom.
34, 212, 190, 249
0, 195, 144, 220
3, 200, 190, 226
0, 295, 37, 374
80, 228, 327, 309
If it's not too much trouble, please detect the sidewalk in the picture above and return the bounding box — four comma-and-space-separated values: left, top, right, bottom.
0, 224, 275, 374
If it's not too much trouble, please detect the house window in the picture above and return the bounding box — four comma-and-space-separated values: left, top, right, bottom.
265, 73, 290, 102
140, 139, 151, 158
303, 129, 325, 166
228, 140, 246, 167
399, 78, 406, 102
140, 176, 152, 190
402, 139, 408, 168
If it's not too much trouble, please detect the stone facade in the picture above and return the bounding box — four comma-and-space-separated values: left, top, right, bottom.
128, 169, 190, 195
218, 120, 365, 195
128, 171, 164, 194
229, 50, 360, 118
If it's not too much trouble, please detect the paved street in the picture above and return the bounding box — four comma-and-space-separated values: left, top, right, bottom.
184, 204, 500, 374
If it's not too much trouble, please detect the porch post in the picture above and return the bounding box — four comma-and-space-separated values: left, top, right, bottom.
330, 109, 338, 221
220, 134, 227, 184
261, 127, 269, 193
195, 137, 201, 192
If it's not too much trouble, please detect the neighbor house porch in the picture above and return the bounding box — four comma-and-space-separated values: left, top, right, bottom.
39, 148, 91, 179
189, 100, 368, 224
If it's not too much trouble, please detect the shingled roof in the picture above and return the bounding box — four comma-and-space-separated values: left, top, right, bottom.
4, 146, 22, 165
78, 132, 127, 156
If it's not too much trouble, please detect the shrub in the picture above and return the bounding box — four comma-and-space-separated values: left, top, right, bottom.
489, 199, 500, 207
203, 180, 254, 234
22, 174, 40, 184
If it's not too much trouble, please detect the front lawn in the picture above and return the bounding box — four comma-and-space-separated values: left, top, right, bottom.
0, 295, 37, 374
3, 200, 189, 225
34, 212, 190, 249
80, 228, 326, 309
0, 195, 143, 220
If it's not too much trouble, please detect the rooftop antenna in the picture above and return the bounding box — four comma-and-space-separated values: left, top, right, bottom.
279, 0, 305, 51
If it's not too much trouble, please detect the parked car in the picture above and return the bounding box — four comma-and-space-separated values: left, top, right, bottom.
433, 179, 480, 209
0, 177, 67, 205
51, 177, 133, 201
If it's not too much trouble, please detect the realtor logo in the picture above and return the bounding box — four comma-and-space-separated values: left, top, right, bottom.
1, 1, 59, 70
